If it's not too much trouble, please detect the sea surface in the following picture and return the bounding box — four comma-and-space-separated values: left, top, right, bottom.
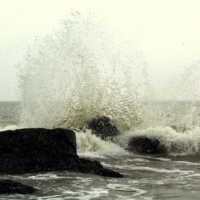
1, 101, 200, 200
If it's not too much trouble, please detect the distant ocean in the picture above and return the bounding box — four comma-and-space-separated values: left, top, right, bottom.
0, 101, 20, 129
1, 11, 200, 200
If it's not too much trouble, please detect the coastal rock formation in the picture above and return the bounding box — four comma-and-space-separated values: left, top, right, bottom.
0, 179, 37, 194
86, 116, 120, 140
126, 137, 161, 154
0, 128, 123, 177
87, 116, 163, 154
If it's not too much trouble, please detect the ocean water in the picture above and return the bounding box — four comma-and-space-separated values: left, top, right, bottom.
1, 101, 200, 200
2, 11, 200, 199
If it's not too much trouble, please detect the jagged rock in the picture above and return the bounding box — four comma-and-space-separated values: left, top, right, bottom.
86, 116, 120, 140
0, 179, 37, 194
0, 128, 123, 177
126, 137, 160, 154
87, 116, 162, 154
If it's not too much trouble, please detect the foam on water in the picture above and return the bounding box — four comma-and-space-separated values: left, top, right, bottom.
105, 183, 147, 196
76, 130, 127, 157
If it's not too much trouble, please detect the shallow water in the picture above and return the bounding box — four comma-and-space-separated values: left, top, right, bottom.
1, 154, 200, 199
1, 102, 200, 199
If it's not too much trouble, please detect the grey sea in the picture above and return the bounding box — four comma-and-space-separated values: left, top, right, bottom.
1, 101, 200, 200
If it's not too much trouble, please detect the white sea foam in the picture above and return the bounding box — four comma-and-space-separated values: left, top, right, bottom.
106, 183, 147, 196
116, 126, 200, 155
174, 161, 200, 166
76, 130, 128, 156
102, 163, 194, 174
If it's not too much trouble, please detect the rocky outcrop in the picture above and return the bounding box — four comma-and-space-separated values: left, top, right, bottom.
87, 116, 162, 155
0, 179, 37, 194
86, 116, 120, 140
126, 137, 161, 154
0, 128, 123, 177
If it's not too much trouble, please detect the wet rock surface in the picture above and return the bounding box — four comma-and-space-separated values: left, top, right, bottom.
0, 128, 123, 177
0, 179, 37, 194
87, 116, 162, 155
86, 116, 120, 140
126, 137, 161, 154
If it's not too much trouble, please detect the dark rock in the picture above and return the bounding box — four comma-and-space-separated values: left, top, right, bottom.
77, 157, 123, 177
0, 179, 37, 194
126, 137, 161, 154
86, 116, 162, 155
0, 128, 123, 177
86, 116, 120, 140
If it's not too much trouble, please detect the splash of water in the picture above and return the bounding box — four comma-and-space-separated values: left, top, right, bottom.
17, 11, 148, 131
15, 11, 200, 156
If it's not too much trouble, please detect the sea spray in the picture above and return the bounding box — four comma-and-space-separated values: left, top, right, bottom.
13, 11, 200, 156
17, 11, 148, 131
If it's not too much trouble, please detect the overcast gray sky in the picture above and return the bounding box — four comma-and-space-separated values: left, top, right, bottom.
1, 0, 200, 101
